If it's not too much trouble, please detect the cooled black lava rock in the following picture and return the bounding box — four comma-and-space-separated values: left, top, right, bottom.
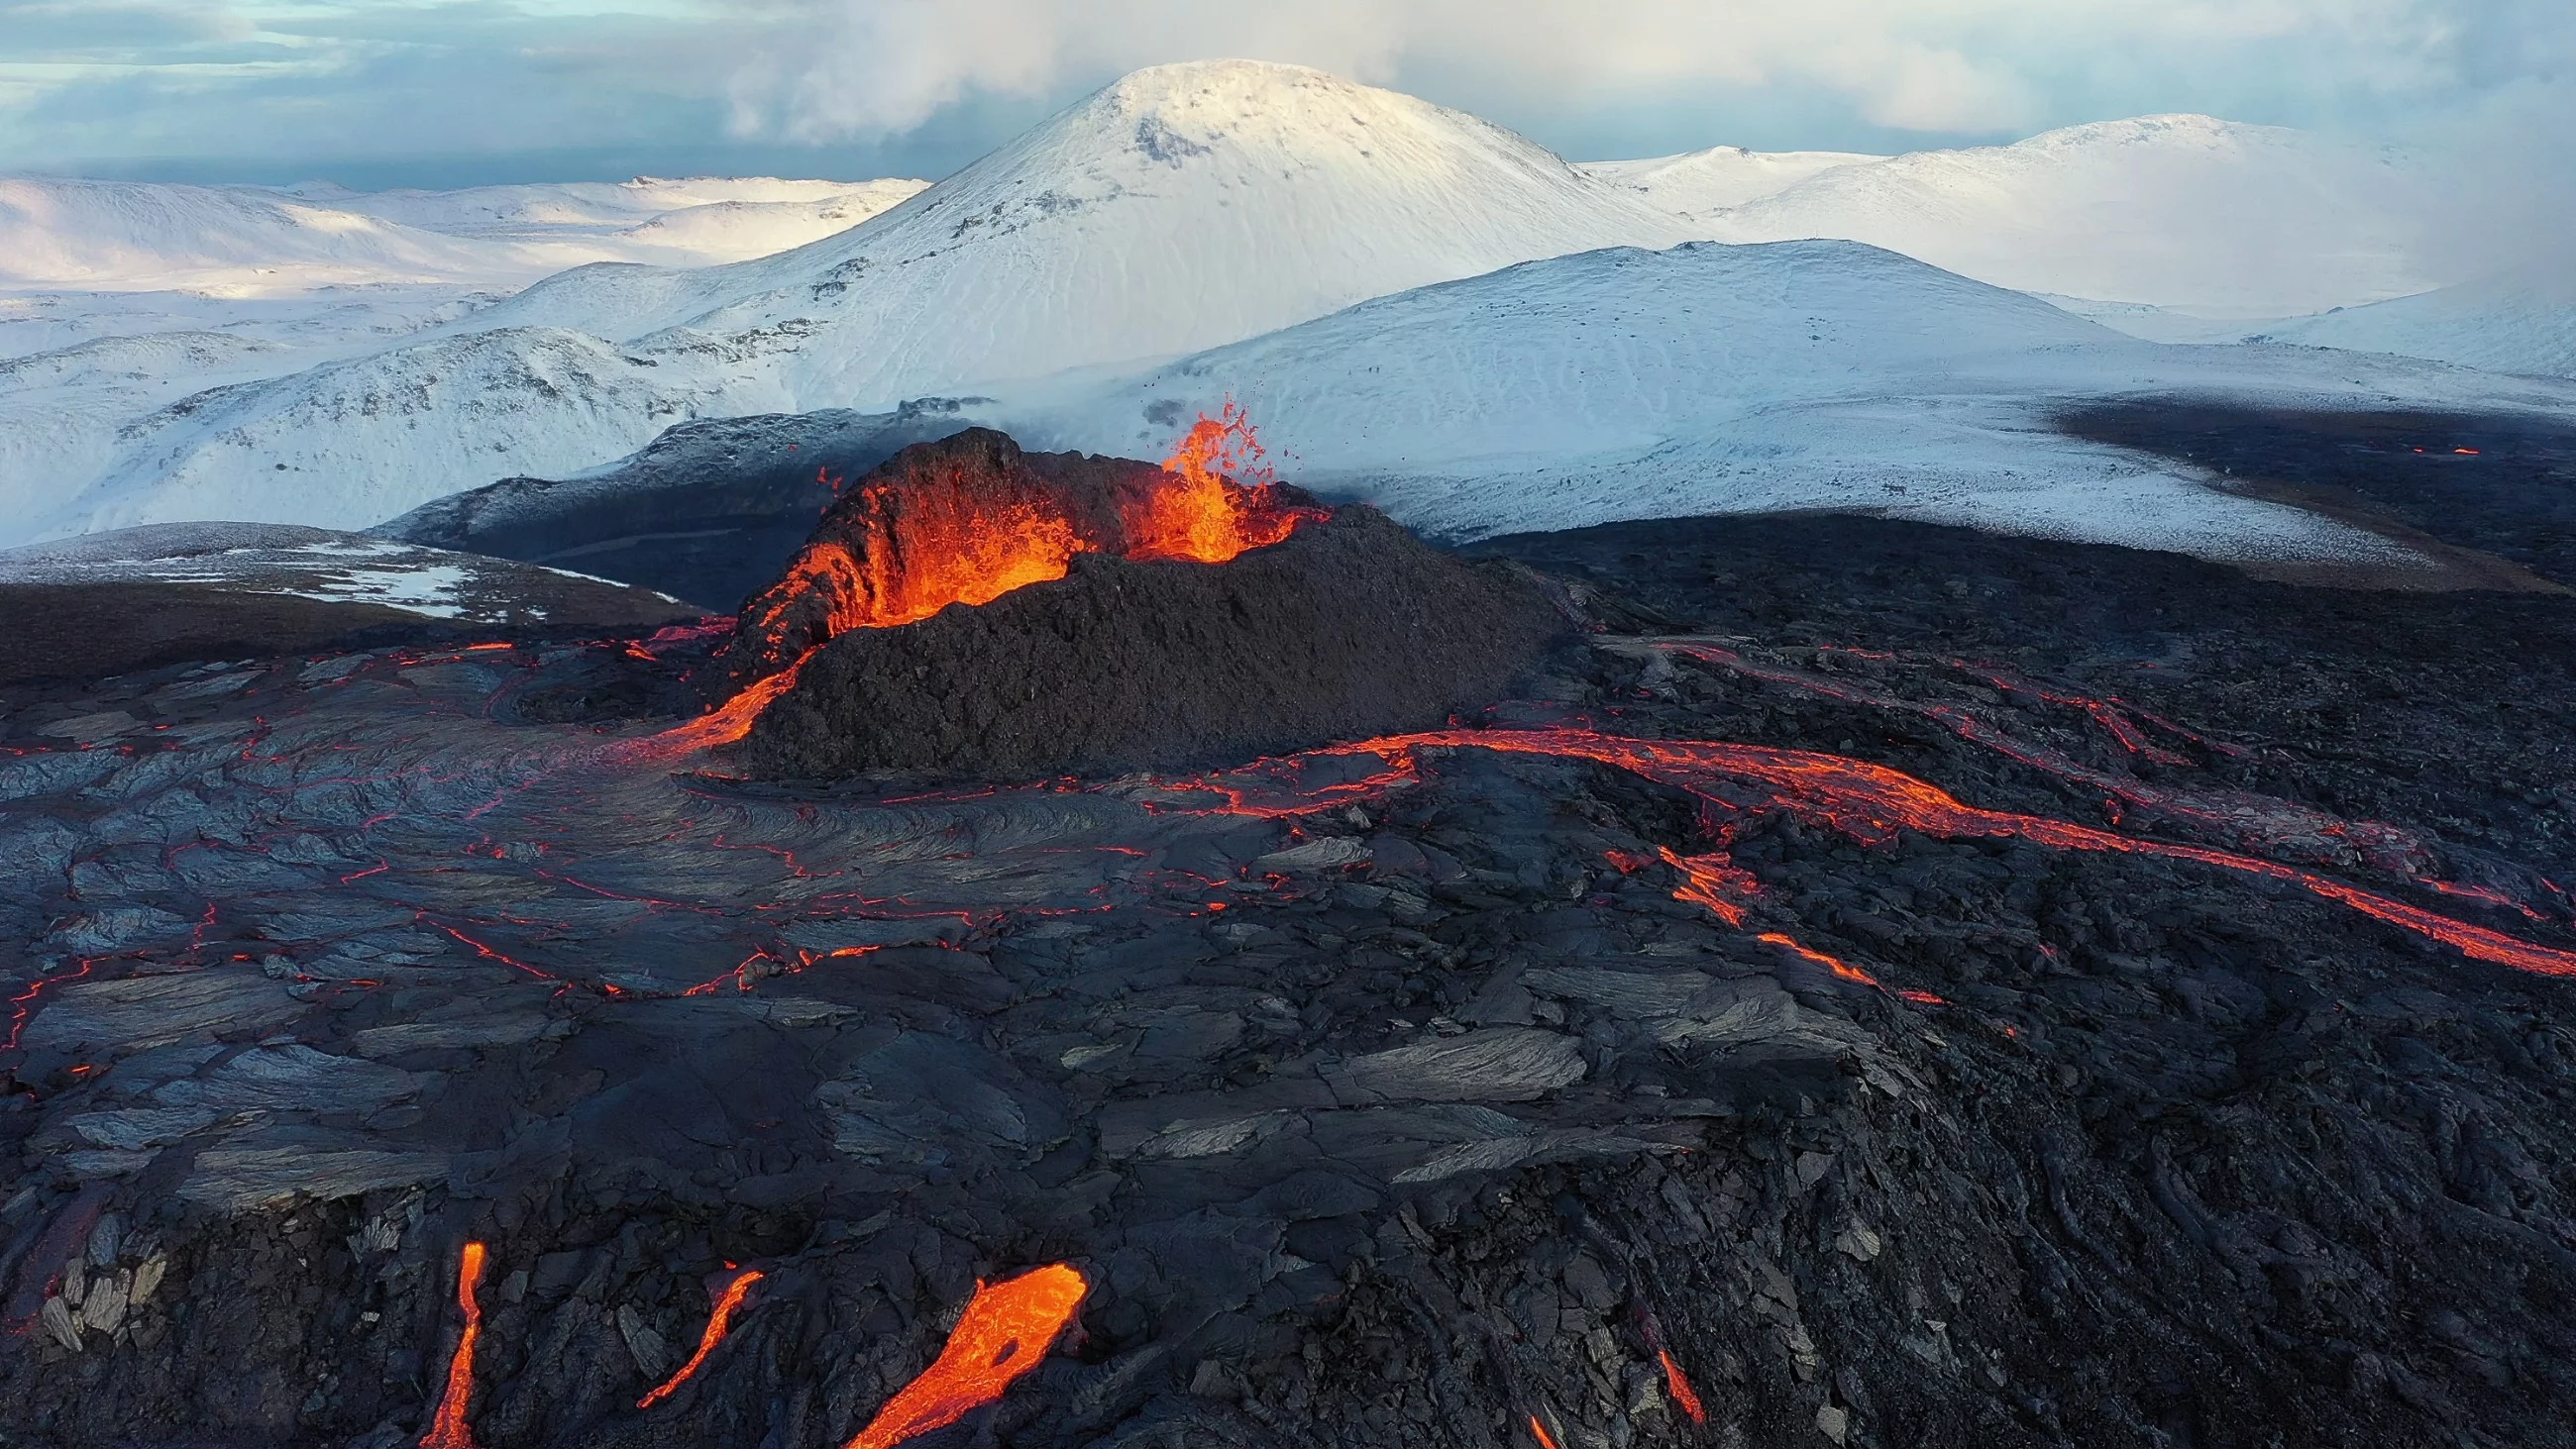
736, 504, 1569, 778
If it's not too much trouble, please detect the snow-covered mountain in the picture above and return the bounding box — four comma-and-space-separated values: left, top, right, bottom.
0, 174, 929, 294
23, 59, 1697, 538
6, 61, 2567, 558
462, 61, 1697, 363
1695, 116, 2444, 315
1577, 147, 1885, 215
1006, 241, 2576, 561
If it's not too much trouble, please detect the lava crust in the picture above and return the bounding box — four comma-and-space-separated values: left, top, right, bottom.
4, 405, 2576, 1449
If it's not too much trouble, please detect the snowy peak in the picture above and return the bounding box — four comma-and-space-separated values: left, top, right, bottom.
474, 58, 1695, 400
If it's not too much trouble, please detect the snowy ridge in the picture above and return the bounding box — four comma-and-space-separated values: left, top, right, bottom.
1697, 116, 2445, 314
1577, 147, 1885, 215
0, 173, 928, 294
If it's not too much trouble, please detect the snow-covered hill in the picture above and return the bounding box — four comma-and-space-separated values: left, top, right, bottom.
1577, 147, 1885, 215
22, 59, 1697, 538
0, 174, 929, 294
2258, 262, 2576, 380
1006, 241, 2576, 561
1696, 116, 2444, 315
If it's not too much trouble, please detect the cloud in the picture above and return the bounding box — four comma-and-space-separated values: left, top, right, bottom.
1, 0, 2569, 214
715, 0, 2546, 143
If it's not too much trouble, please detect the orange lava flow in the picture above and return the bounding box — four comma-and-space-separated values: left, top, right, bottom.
626, 655, 809, 758
1658, 1348, 1708, 1424
1130, 398, 1320, 563
419, 1242, 488, 1449
1528, 1414, 1563, 1449
1302, 729, 2576, 980
1659, 845, 1761, 927
637, 1269, 765, 1409
842, 1263, 1088, 1449
1759, 931, 1881, 987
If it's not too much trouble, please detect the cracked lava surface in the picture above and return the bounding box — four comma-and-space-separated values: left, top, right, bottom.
4, 507, 2576, 1448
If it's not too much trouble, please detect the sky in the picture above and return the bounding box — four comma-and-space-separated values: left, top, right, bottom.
0, 0, 2569, 188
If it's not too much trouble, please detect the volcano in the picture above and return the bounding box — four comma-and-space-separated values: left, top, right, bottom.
703, 425, 1567, 778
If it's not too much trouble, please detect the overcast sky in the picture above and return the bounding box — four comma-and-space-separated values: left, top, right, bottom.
2, 0, 2568, 187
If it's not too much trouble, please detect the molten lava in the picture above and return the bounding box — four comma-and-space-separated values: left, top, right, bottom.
1760, 931, 1880, 987
419, 1242, 488, 1449
842, 1263, 1088, 1449
1129, 399, 1322, 563
638, 1268, 765, 1409
1658, 1349, 1708, 1424
1658, 844, 1762, 927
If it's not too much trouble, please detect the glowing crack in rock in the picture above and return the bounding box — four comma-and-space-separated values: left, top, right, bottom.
842, 1263, 1089, 1449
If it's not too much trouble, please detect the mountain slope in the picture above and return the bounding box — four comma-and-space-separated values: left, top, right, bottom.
1698, 115, 2443, 314
30, 328, 793, 540
1010, 240, 2576, 563
2260, 262, 2576, 380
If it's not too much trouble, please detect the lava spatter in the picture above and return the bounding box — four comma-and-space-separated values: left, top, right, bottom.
1129, 398, 1323, 563
842, 1263, 1088, 1449
419, 1242, 489, 1449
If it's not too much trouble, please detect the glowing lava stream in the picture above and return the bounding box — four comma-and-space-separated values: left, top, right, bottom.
843, 1264, 1088, 1449
419, 1242, 489, 1449
1288, 729, 2576, 980
638, 1268, 765, 1409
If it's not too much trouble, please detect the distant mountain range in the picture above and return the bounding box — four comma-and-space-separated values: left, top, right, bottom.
3, 58, 2569, 559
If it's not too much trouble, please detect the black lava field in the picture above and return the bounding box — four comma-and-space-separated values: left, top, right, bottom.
3, 407, 2575, 1449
